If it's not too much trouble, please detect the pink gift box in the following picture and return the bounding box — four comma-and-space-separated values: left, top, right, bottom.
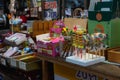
37, 41, 60, 57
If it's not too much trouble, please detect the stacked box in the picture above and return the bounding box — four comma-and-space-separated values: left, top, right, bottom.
10, 54, 41, 71
0, 55, 10, 66
37, 41, 60, 57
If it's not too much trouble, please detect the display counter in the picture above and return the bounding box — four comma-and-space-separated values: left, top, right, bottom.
37, 53, 120, 80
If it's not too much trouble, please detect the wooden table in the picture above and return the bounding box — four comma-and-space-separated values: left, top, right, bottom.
37, 54, 120, 80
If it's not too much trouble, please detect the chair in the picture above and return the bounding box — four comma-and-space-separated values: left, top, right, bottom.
43, 21, 49, 33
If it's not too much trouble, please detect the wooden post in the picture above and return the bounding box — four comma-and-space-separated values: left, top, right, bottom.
61, 0, 65, 18
84, 0, 87, 9
41, 0, 44, 20
42, 60, 54, 80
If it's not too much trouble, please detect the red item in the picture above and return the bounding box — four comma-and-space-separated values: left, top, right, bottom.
20, 15, 27, 23
74, 25, 77, 32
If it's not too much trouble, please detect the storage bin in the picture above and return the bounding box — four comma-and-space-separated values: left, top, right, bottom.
0, 55, 11, 66
10, 54, 41, 71
107, 47, 120, 63
18, 56, 41, 71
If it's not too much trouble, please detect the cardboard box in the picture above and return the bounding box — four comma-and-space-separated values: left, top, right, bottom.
10, 54, 41, 71
0, 54, 11, 66
18, 56, 41, 71
107, 48, 120, 63
36, 33, 62, 57
64, 18, 87, 30
37, 41, 60, 57
10, 54, 33, 68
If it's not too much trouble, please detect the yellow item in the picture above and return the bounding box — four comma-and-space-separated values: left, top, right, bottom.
19, 56, 35, 60
78, 45, 84, 49
76, 30, 84, 34
63, 28, 67, 32
8, 14, 12, 19
21, 50, 24, 55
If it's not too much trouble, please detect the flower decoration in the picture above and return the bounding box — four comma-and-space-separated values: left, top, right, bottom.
53, 20, 65, 28
73, 25, 77, 32
62, 27, 73, 36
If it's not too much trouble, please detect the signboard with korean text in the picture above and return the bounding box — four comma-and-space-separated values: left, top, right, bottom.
44, 1, 57, 20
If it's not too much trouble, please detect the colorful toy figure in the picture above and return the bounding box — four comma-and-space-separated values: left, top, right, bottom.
53, 20, 65, 28
50, 20, 65, 37
50, 28, 62, 37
